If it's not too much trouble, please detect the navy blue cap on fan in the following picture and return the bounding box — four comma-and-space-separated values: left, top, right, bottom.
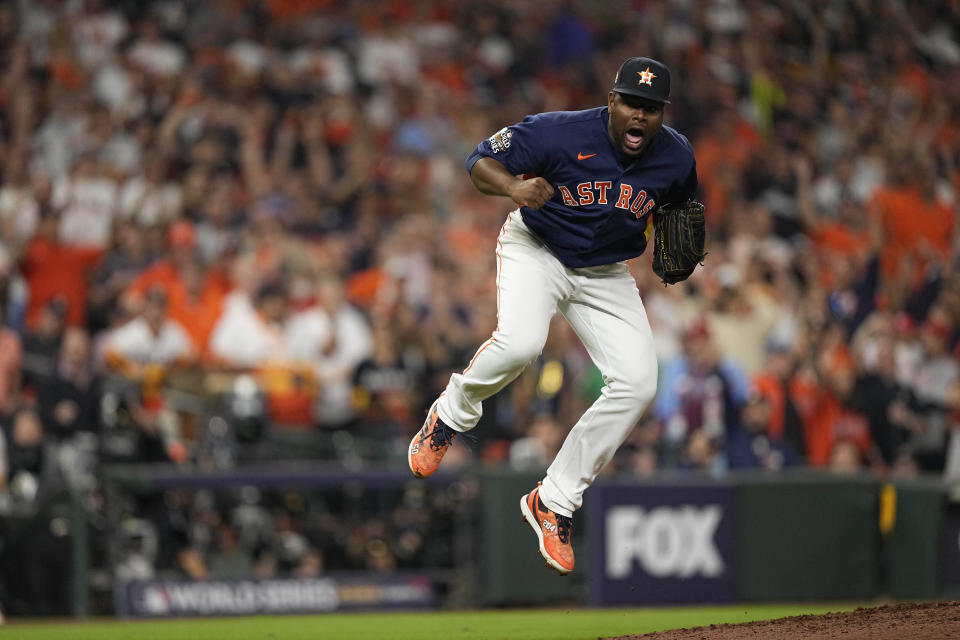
613, 57, 671, 104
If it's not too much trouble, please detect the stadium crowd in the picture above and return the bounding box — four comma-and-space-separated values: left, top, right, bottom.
0, 0, 959, 611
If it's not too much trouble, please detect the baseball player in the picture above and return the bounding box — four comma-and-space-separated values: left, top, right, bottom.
409, 57, 699, 574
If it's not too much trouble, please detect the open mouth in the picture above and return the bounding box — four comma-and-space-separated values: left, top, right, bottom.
624, 127, 645, 150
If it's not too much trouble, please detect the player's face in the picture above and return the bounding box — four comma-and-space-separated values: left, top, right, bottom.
607, 92, 664, 157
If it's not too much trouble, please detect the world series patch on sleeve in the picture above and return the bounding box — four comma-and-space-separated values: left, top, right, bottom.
651, 199, 707, 285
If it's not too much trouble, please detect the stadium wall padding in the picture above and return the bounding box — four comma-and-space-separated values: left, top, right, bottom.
92, 466, 954, 616
885, 480, 943, 599
476, 469, 585, 606
735, 475, 880, 601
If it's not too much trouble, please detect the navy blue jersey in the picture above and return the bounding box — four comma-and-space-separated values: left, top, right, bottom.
466, 107, 698, 268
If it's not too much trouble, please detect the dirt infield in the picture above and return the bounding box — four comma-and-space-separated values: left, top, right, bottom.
603, 601, 960, 640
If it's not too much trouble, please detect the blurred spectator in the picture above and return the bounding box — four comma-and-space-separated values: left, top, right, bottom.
210, 278, 320, 427
37, 327, 100, 441
99, 378, 182, 464
869, 152, 955, 291
127, 16, 186, 78
526, 318, 592, 426
20, 213, 102, 330
106, 285, 195, 372
704, 262, 782, 376
0, 410, 71, 616
352, 319, 423, 442
0, 156, 41, 250
0, 299, 22, 416
20, 296, 68, 393
208, 521, 253, 578
694, 107, 762, 225
125, 220, 229, 354
118, 156, 182, 228
626, 443, 659, 478
655, 320, 749, 468
289, 274, 373, 427
150, 490, 210, 580
272, 508, 315, 575
828, 438, 866, 475
1, 408, 52, 508
790, 325, 874, 468
72, 0, 130, 72
104, 284, 194, 460
209, 280, 292, 369
889, 307, 959, 471
509, 413, 565, 471
52, 151, 117, 250
87, 221, 155, 332
749, 343, 808, 465
849, 312, 910, 467
680, 428, 727, 476
944, 383, 960, 480
0, 246, 29, 332
193, 173, 241, 264
727, 390, 798, 471
113, 518, 159, 582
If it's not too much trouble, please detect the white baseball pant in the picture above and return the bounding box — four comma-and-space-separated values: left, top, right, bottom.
436, 209, 658, 517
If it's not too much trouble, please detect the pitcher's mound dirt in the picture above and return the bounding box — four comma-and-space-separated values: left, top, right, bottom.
602, 601, 960, 640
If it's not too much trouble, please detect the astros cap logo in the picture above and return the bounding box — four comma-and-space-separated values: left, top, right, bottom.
613, 57, 671, 103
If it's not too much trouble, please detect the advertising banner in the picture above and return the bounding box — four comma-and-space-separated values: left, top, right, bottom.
587, 481, 737, 605
116, 574, 434, 617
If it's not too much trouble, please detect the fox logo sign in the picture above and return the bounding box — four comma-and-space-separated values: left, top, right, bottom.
605, 505, 724, 579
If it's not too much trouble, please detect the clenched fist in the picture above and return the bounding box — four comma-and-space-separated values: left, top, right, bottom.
508, 177, 555, 210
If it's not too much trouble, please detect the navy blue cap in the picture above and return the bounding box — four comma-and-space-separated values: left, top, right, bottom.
613, 57, 671, 104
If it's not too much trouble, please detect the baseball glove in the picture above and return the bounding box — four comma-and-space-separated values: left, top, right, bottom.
651, 200, 707, 285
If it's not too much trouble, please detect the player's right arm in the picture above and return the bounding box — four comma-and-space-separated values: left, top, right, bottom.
466, 115, 555, 210
470, 157, 554, 210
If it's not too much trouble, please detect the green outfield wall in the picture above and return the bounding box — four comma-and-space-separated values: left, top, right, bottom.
885, 479, 943, 599
735, 475, 878, 601
475, 470, 949, 606
73, 467, 957, 618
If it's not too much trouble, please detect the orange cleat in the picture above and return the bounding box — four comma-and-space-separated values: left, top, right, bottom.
408, 402, 457, 478
520, 484, 574, 575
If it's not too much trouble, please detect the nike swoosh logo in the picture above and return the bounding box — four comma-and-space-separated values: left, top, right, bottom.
577, 152, 597, 160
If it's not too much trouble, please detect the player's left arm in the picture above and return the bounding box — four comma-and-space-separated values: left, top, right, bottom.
669, 155, 699, 206
650, 154, 706, 285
